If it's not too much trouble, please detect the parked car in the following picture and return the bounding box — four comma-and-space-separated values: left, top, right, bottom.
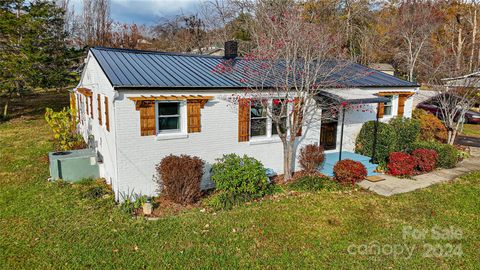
417, 101, 480, 124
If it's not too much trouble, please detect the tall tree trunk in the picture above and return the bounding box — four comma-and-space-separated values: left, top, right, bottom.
2, 101, 8, 118
282, 140, 295, 182
469, 9, 477, 72
456, 27, 464, 71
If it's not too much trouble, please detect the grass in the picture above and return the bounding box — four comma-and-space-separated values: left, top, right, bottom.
1, 93, 480, 269
462, 124, 480, 137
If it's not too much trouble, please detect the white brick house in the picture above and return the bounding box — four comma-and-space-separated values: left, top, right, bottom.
73, 46, 418, 200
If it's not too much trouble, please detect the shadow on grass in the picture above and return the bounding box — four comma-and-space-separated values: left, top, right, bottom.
0, 90, 69, 122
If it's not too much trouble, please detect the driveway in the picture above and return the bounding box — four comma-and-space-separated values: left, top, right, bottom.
455, 135, 480, 147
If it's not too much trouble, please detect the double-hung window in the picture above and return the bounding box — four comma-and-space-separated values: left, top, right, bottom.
383, 96, 393, 116
250, 99, 288, 139
157, 102, 181, 133
250, 100, 268, 137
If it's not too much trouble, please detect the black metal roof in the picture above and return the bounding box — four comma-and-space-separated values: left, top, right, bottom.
90, 47, 418, 89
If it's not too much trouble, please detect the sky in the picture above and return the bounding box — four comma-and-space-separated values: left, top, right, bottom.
70, 0, 201, 25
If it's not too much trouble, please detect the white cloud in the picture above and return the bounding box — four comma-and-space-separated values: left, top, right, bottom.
69, 0, 202, 24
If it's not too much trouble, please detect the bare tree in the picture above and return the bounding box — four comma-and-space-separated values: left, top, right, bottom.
199, 0, 239, 44
388, 0, 443, 82
433, 75, 480, 145
80, 0, 112, 46
215, 1, 359, 181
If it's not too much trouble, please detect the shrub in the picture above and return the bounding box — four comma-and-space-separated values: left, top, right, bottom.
45, 107, 85, 151
298, 144, 325, 173
412, 141, 459, 169
387, 152, 417, 176
411, 148, 438, 172
333, 159, 367, 186
211, 154, 271, 196
389, 117, 420, 151
355, 121, 397, 164
119, 192, 148, 214
412, 109, 447, 142
288, 175, 342, 192
156, 155, 204, 205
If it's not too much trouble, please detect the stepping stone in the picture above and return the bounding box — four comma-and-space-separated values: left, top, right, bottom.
365, 175, 385, 182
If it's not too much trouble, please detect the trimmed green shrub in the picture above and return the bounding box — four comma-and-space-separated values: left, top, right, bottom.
288, 176, 342, 192
412, 141, 459, 169
389, 117, 420, 151
355, 121, 397, 164
211, 154, 271, 196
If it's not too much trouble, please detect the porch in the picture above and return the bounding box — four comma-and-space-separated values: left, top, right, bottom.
318, 151, 379, 177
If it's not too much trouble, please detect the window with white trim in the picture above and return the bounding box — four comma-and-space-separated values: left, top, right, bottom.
250, 100, 268, 137
157, 102, 181, 133
250, 99, 288, 138
384, 96, 393, 116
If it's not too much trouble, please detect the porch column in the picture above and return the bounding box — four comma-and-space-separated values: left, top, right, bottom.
338, 106, 346, 162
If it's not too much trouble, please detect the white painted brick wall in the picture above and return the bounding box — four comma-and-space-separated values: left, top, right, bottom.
113, 90, 322, 197
76, 55, 418, 200
76, 53, 118, 197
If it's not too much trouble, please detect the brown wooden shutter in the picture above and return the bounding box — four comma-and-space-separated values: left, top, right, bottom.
238, 98, 250, 142
70, 93, 77, 128
89, 95, 93, 118
139, 101, 156, 136
85, 95, 89, 116
293, 97, 303, 137
187, 101, 201, 133
377, 102, 385, 118
104, 96, 110, 131
97, 94, 102, 125
70, 92, 76, 112
397, 95, 406, 116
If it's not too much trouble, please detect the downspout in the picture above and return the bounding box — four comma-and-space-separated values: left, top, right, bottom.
338, 106, 346, 162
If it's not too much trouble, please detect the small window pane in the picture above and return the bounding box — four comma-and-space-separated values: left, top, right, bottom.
251, 119, 267, 136
159, 102, 179, 116
384, 96, 393, 116
272, 117, 287, 135
251, 103, 266, 118
159, 117, 179, 130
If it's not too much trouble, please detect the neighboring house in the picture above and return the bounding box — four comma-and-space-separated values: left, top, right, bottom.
413, 90, 437, 107
191, 46, 224, 56
72, 44, 418, 200
368, 63, 395, 76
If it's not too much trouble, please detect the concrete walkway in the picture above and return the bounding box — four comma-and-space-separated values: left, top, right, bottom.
358, 147, 480, 196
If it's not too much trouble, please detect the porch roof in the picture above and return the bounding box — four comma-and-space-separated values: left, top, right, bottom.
319, 88, 391, 104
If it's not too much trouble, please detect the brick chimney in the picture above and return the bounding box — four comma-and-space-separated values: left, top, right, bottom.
224, 40, 238, 59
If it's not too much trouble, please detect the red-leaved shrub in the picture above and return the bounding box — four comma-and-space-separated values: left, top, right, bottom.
156, 155, 204, 205
387, 152, 417, 176
299, 144, 325, 173
333, 159, 367, 186
411, 148, 438, 172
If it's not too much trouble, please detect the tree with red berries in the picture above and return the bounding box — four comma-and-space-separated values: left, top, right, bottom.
215, 1, 364, 181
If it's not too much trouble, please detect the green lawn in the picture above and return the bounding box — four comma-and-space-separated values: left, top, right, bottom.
462, 124, 480, 137
1, 94, 479, 269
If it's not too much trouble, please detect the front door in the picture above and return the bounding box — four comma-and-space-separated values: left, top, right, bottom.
320, 121, 337, 150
